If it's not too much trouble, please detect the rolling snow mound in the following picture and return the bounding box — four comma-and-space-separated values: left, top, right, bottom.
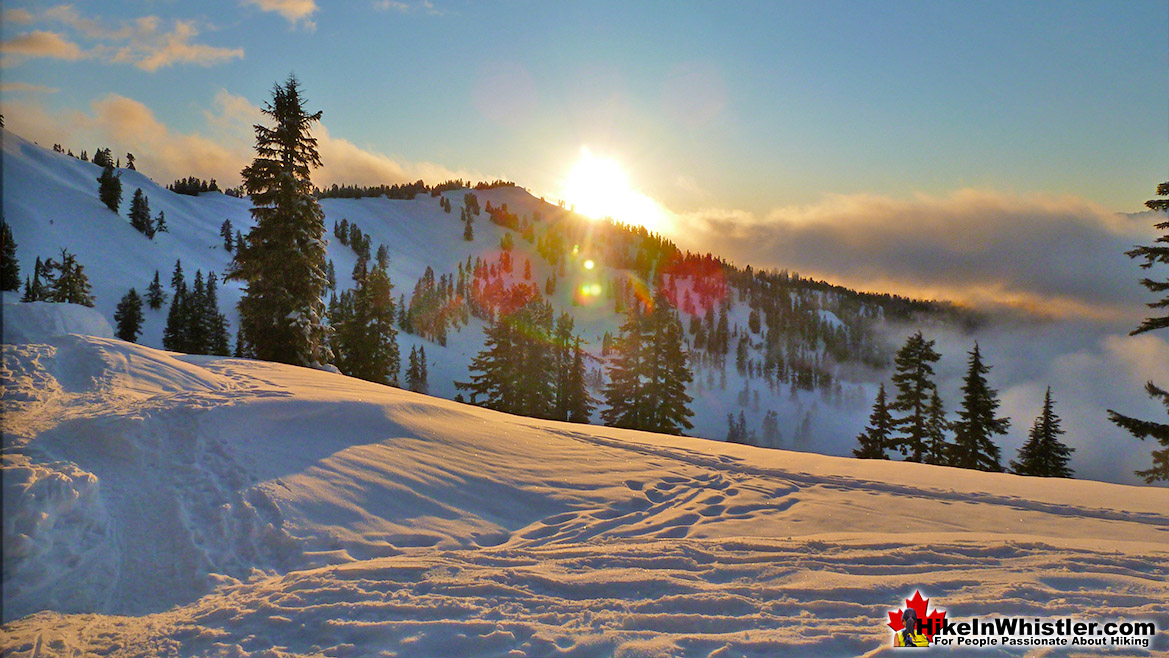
2, 303, 1168, 656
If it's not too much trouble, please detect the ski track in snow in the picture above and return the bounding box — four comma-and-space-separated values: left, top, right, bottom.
4, 328, 1168, 657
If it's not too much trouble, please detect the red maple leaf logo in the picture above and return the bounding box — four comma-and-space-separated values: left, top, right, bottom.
888, 590, 946, 641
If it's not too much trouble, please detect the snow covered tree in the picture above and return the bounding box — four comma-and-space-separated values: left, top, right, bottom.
228, 76, 331, 367
128, 188, 155, 237
889, 331, 941, 462
43, 249, 94, 306
97, 165, 122, 212
1108, 182, 1169, 483
146, 269, 167, 309
221, 219, 234, 251
949, 343, 1009, 472
114, 288, 144, 343
1012, 387, 1074, 478
853, 383, 893, 459
1, 219, 19, 291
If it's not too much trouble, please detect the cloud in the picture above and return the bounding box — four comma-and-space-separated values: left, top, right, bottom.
1, 30, 86, 65
0, 82, 60, 94
671, 189, 1157, 322
2, 90, 483, 192
3, 8, 34, 24
110, 19, 244, 71
243, 0, 318, 28
6, 6, 244, 71
373, 1, 444, 15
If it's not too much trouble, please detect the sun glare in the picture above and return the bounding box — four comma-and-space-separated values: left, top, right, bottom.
562, 147, 670, 233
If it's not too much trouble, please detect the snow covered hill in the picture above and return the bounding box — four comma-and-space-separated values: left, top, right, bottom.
1, 128, 885, 457
3, 302, 1167, 656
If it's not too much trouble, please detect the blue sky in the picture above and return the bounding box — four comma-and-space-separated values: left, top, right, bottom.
2, 1, 1166, 314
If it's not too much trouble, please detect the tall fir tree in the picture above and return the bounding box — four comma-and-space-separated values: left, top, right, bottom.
146, 270, 167, 309
602, 288, 694, 435
21, 256, 46, 301
221, 219, 234, 251
204, 272, 231, 356
228, 75, 331, 367
923, 390, 951, 465
129, 188, 155, 237
853, 383, 893, 459
155, 210, 168, 233
1108, 181, 1169, 483
163, 260, 189, 351
97, 165, 122, 213
332, 261, 399, 385
949, 343, 1009, 471
1, 219, 19, 291
889, 331, 941, 461
1011, 387, 1074, 477
114, 288, 144, 343
457, 291, 555, 418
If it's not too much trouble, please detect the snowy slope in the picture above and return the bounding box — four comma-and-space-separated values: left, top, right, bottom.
2, 304, 1167, 656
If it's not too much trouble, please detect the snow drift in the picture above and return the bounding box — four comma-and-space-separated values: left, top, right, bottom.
2, 303, 1167, 657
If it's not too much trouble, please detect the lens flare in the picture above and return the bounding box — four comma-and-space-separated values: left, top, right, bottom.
562, 147, 671, 234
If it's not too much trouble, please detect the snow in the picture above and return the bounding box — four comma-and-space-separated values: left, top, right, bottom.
3, 304, 1168, 656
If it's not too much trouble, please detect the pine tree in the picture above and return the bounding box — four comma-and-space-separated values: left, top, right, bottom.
949, 343, 1009, 471
97, 165, 122, 212
923, 390, 951, 465
22, 256, 47, 302
853, 383, 893, 459
602, 289, 694, 435
566, 337, 594, 423
332, 261, 399, 385
457, 293, 554, 418
92, 147, 113, 168
204, 272, 231, 356
761, 410, 782, 447
126, 153, 136, 170
128, 188, 155, 237
1108, 181, 1169, 482
43, 249, 94, 306
155, 210, 168, 233
406, 345, 429, 394
889, 331, 941, 461
228, 75, 331, 367
1011, 387, 1074, 477
114, 288, 144, 343
221, 219, 234, 251
146, 270, 167, 309
1, 219, 19, 291
463, 208, 474, 241
163, 260, 188, 351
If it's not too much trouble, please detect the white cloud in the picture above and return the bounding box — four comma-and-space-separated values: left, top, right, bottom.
1, 30, 86, 66
6, 6, 244, 71
0, 82, 60, 94
373, 1, 445, 15
3, 8, 34, 24
669, 189, 1158, 322
243, 0, 318, 28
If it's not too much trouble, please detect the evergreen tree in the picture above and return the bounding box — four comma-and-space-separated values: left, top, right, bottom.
376, 244, 389, 270
128, 188, 155, 237
923, 390, 951, 465
602, 289, 694, 435
97, 165, 122, 212
22, 256, 46, 301
1011, 387, 1074, 477
204, 271, 231, 356
228, 75, 331, 367
1108, 182, 1169, 482
949, 343, 1009, 471
221, 219, 234, 251
406, 345, 429, 393
889, 331, 941, 461
326, 260, 336, 290
146, 270, 167, 309
566, 337, 594, 423
43, 249, 94, 306
463, 208, 474, 241
853, 383, 893, 459
155, 210, 168, 233
1, 219, 19, 291
332, 261, 399, 385
163, 260, 189, 351
92, 147, 113, 168
761, 410, 782, 447
457, 293, 555, 418
114, 288, 144, 343
126, 153, 136, 170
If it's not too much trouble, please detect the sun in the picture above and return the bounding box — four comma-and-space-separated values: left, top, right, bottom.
561, 147, 670, 233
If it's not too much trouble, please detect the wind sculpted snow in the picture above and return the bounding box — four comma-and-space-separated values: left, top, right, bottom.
3, 309, 1167, 656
